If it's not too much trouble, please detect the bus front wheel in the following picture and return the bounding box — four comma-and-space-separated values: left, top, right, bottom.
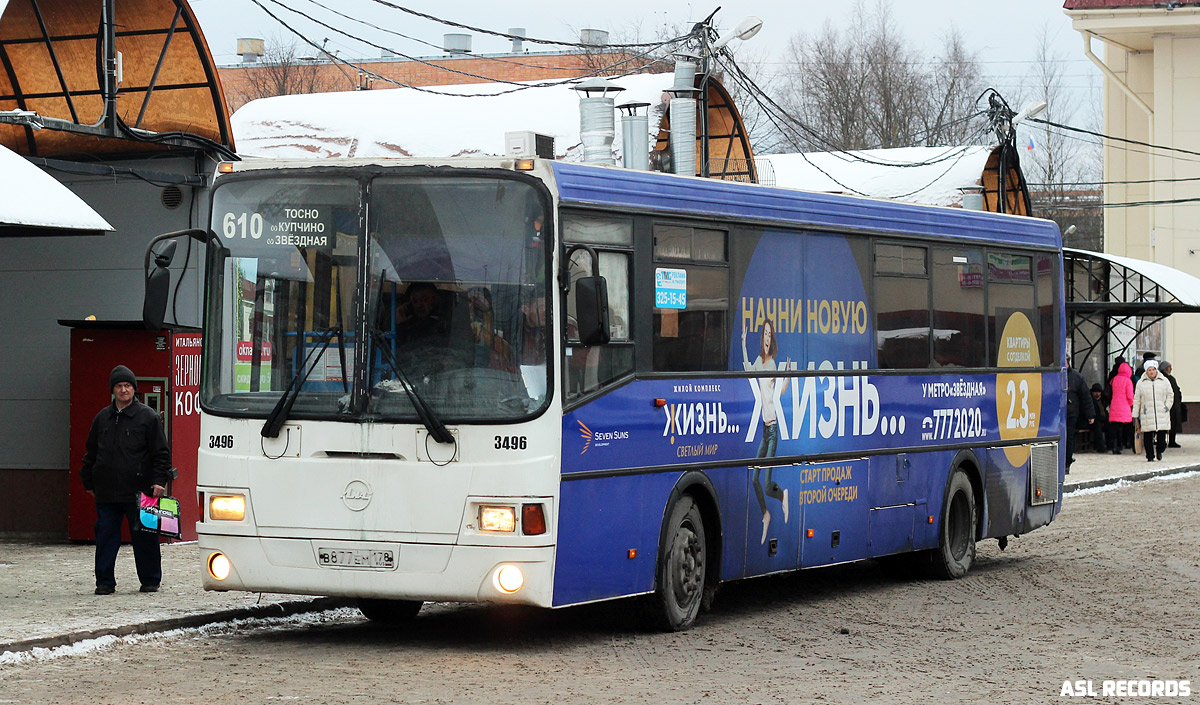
647, 495, 707, 632
930, 469, 976, 579
357, 598, 423, 623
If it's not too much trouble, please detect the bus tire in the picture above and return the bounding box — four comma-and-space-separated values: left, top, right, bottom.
930, 468, 976, 579
647, 495, 707, 632
356, 598, 423, 623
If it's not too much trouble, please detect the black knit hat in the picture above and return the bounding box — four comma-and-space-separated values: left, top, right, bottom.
1091, 383, 1102, 393
109, 365, 137, 391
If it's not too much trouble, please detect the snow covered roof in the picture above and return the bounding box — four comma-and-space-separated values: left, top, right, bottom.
231, 72, 675, 161
1066, 247, 1200, 308
764, 146, 997, 208
0, 145, 112, 236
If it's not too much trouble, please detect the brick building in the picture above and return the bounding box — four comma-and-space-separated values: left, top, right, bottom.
218, 39, 666, 113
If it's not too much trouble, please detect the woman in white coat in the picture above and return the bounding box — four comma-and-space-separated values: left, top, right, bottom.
1133, 359, 1174, 461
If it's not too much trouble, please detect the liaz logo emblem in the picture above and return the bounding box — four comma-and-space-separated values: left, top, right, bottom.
341, 480, 373, 511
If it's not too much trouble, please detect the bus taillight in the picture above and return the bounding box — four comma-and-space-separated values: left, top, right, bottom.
522, 504, 547, 535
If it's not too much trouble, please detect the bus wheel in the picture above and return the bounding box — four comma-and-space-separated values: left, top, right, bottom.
931, 469, 976, 579
357, 598, 423, 623
648, 495, 707, 631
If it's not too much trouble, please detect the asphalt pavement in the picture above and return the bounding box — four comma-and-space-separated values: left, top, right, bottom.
2, 436, 1197, 658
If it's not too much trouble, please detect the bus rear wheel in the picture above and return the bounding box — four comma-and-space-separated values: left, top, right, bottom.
647, 495, 707, 632
930, 469, 976, 579
357, 598, 423, 623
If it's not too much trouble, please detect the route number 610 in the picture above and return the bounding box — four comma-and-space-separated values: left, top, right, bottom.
222, 211, 264, 239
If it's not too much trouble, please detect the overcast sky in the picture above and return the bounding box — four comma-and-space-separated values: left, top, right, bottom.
190, 0, 1101, 97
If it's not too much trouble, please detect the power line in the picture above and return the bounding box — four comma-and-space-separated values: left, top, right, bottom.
1028, 176, 1200, 187
717, 53, 993, 200
1030, 117, 1200, 160
1031, 121, 1200, 167
1048, 197, 1200, 209
297, 0, 630, 73
718, 53, 984, 171
361, 0, 683, 49
248, 0, 683, 98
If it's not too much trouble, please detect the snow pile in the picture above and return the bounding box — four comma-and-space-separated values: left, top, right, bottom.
1064, 469, 1199, 498
232, 72, 675, 162
0, 607, 360, 665
764, 146, 995, 207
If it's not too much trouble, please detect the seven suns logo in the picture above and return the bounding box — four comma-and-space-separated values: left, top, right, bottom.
577, 420, 629, 454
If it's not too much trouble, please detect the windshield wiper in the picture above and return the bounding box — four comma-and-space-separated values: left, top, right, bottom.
367, 327, 455, 444
261, 327, 341, 438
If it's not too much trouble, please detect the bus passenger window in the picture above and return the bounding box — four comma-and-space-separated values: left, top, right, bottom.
987, 251, 1036, 366
652, 225, 729, 372
932, 248, 985, 367
1035, 254, 1059, 367
874, 243, 930, 369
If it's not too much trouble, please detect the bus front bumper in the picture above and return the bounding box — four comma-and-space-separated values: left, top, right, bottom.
198, 535, 555, 608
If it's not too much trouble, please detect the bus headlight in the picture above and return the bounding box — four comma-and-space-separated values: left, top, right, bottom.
209, 495, 245, 521
493, 564, 524, 594
479, 505, 516, 532
208, 552, 232, 581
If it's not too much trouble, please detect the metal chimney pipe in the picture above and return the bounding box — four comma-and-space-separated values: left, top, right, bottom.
509, 28, 526, 53
619, 102, 650, 171
672, 52, 699, 91
668, 53, 701, 176
573, 78, 625, 166
960, 186, 985, 211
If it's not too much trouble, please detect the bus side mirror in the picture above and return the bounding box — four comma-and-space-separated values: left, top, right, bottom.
574, 276, 610, 346
143, 264, 171, 330
142, 229, 210, 330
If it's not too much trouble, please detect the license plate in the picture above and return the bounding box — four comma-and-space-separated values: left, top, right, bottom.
316, 547, 396, 570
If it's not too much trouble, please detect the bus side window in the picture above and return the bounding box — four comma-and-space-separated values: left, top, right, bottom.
562, 213, 634, 401
651, 225, 729, 372
874, 243, 930, 370
932, 247, 985, 367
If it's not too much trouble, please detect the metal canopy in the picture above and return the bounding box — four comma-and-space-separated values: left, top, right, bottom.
0, 0, 233, 158
1064, 247, 1200, 371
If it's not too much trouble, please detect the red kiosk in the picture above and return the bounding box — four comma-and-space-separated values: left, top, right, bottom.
61, 321, 202, 541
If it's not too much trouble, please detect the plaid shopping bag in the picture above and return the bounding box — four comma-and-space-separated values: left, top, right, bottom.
140, 493, 182, 539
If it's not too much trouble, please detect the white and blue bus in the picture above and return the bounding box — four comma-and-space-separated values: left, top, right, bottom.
150, 156, 1065, 630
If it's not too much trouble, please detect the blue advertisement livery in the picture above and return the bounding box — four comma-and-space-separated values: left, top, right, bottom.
548, 161, 1065, 613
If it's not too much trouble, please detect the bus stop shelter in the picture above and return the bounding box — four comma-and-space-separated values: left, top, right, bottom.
1065, 247, 1200, 386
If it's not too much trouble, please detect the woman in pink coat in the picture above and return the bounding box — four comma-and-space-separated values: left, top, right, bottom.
1107, 361, 1135, 454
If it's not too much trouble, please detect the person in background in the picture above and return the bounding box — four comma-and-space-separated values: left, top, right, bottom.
1133, 351, 1157, 385
1090, 383, 1109, 453
1107, 359, 1135, 455
1065, 367, 1095, 471
80, 365, 171, 595
1161, 360, 1183, 448
1133, 359, 1173, 462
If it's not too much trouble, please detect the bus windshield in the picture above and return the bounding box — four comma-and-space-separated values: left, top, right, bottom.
203, 171, 551, 423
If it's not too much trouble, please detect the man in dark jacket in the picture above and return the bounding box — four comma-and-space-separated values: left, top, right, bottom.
1065, 367, 1095, 471
1161, 361, 1183, 448
80, 365, 171, 595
